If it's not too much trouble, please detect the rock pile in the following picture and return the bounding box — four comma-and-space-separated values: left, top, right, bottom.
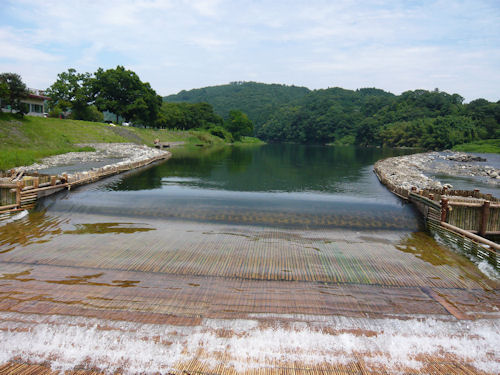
15, 143, 169, 173
374, 151, 500, 193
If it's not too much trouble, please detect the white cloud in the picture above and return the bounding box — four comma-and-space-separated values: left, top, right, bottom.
0, 0, 498, 101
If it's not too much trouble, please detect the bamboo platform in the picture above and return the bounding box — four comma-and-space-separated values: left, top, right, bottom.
0, 215, 498, 374
0, 359, 493, 375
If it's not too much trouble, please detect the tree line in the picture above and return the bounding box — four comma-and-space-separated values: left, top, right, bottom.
256, 87, 499, 149
4, 71, 498, 149
165, 81, 499, 150
47, 67, 253, 141
0, 68, 254, 142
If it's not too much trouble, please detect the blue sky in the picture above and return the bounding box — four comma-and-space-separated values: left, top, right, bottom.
0, 0, 499, 101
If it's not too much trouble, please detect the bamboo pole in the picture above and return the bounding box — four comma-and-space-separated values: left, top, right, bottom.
441, 221, 500, 252
479, 201, 490, 236
441, 198, 448, 222
15, 181, 21, 208
0, 203, 19, 211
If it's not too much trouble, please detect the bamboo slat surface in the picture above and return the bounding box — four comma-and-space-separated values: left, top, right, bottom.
0, 208, 498, 374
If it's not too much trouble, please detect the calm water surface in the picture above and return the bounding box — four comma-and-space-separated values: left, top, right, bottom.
41, 144, 421, 230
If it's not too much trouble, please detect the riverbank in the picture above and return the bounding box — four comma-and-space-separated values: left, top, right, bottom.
13, 143, 169, 175
374, 150, 500, 193
0, 114, 261, 170
0, 143, 170, 213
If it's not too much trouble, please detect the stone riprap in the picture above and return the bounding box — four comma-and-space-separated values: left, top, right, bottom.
14, 143, 169, 174
374, 151, 500, 193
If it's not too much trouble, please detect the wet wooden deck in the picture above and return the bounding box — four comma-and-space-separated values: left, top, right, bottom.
0, 215, 498, 374
0, 360, 492, 375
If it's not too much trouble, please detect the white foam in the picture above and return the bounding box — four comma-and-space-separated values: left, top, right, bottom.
0, 312, 498, 374
478, 260, 500, 281
0, 210, 28, 225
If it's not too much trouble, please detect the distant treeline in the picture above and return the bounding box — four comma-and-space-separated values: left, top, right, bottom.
165, 83, 499, 149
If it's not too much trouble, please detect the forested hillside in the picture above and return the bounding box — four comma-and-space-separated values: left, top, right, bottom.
165, 82, 499, 150
258, 88, 499, 149
164, 81, 310, 127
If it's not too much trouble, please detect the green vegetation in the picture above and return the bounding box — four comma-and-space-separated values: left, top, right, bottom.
158, 102, 223, 130
0, 73, 29, 116
43, 69, 256, 143
164, 81, 310, 127
0, 113, 251, 170
166, 83, 499, 150
452, 139, 500, 153
256, 87, 498, 150
46, 66, 162, 125
224, 110, 254, 141
93, 66, 162, 125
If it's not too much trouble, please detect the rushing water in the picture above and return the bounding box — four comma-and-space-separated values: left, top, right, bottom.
0, 144, 499, 374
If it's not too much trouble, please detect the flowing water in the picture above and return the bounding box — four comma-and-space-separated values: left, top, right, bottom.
0, 144, 498, 374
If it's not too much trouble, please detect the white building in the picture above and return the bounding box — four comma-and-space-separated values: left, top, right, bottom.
0, 88, 50, 116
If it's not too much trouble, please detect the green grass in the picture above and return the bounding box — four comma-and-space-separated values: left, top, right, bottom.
452, 139, 500, 154
234, 136, 266, 145
0, 113, 240, 170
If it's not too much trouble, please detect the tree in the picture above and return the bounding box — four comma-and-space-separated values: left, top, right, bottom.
45, 68, 101, 121
46, 68, 90, 112
0, 73, 29, 114
0, 80, 8, 101
159, 102, 223, 129
92, 65, 161, 126
224, 110, 254, 141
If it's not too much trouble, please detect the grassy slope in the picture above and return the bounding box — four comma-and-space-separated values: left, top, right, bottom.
0, 114, 249, 170
452, 139, 500, 154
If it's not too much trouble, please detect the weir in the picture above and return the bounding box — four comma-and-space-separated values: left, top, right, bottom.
0, 145, 498, 375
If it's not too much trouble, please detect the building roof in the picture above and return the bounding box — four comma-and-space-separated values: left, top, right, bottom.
27, 88, 50, 101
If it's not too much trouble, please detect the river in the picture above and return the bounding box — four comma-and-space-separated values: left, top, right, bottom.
0, 144, 498, 374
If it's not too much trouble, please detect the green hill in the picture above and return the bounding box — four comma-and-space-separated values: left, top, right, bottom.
163, 81, 310, 127
256, 87, 500, 149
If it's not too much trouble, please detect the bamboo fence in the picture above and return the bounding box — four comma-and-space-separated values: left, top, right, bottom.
374, 168, 499, 268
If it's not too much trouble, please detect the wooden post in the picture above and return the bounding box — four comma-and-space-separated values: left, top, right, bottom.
474, 188, 480, 198
16, 181, 21, 208
441, 198, 449, 222
479, 200, 490, 236
33, 177, 39, 189
50, 176, 56, 186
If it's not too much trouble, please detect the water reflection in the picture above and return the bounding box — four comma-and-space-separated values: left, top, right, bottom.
0, 211, 66, 254
39, 144, 421, 231
107, 144, 416, 195
64, 223, 155, 235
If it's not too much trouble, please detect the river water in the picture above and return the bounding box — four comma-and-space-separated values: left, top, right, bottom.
0, 144, 498, 374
